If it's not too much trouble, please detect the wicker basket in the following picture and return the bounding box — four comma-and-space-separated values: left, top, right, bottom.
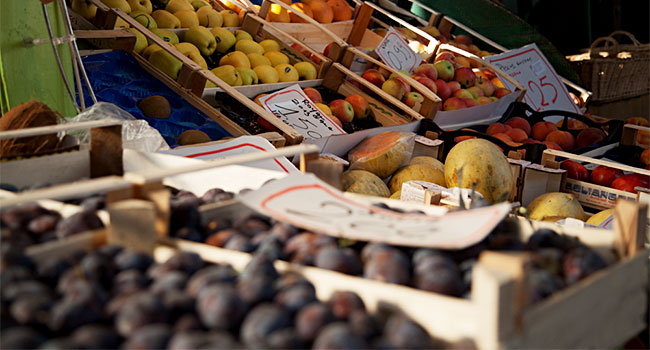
567, 31, 650, 103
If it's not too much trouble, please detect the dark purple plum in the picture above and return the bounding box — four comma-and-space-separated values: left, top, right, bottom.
327, 291, 365, 320
315, 247, 362, 275
312, 322, 369, 349
150, 271, 189, 295
274, 283, 317, 315
383, 314, 437, 349
115, 292, 169, 337
364, 249, 410, 285
196, 284, 247, 331
115, 250, 154, 273
55, 210, 104, 238
563, 246, 607, 285
186, 265, 237, 297
122, 324, 173, 350
70, 324, 121, 349
0, 326, 45, 349
240, 303, 292, 348
295, 302, 335, 343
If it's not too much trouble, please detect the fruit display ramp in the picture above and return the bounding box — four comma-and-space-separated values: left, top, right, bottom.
80, 1, 306, 144
4, 147, 648, 349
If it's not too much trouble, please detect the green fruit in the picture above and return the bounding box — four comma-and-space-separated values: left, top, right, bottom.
148, 49, 182, 79
234, 30, 253, 42
127, 28, 148, 54
211, 27, 236, 54
130, 11, 158, 28
148, 28, 179, 45
236, 67, 258, 85
184, 26, 216, 56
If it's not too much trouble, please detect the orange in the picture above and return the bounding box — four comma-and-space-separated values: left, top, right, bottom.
309, 0, 333, 24
289, 2, 313, 23
266, 3, 290, 22
327, 0, 352, 21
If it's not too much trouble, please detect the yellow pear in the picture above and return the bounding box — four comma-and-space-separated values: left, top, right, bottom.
151, 10, 180, 28
126, 0, 152, 14
148, 49, 182, 79
209, 65, 242, 86
114, 17, 130, 28
253, 65, 279, 84
174, 10, 199, 28
219, 51, 250, 69
175, 42, 208, 69
101, 0, 131, 13
236, 67, 258, 85
247, 53, 271, 68
130, 11, 157, 28
142, 43, 162, 59
166, 0, 194, 13
234, 40, 264, 55
211, 27, 236, 53
294, 61, 317, 80
191, 0, 210, 9
219, 10, 239, 27
148, 28, 179, 45
128, 28, 147, 54
259, 39, 280, 53
264, 51, 289, 67
275, 64, 299, 82
196, 6, 222, 27
71, 0, 97, 20
234, 30, 253, 42
184, 26, 216, 56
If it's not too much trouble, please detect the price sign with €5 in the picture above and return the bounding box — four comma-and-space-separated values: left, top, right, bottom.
259, 85, 346, 140
375, 27, 423, 73
484, 43, 580, 115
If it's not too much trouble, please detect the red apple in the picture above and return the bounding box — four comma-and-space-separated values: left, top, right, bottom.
403, 92, 424, 109
434, 51, 456, 65
561, 160, 589, 181
434, 60, 455, 81
576, 127, 606, 148
362, 69, 385, 87
532, 121, 558, 141
443, 97, 467, 111
453, 89, 474, 100
434, 79, 452, 100
611, 174, 650, 193
447, 81, 461, 94
493, 88, 511, 98
413, 76, 437, 94
590, 165, 623, 187
345, 94, 370, 119
462, 98, 479, 108
453, 67, 477, 88
413, 63, 437, 81
303, 87, 322, 104
329, 99, 354, 123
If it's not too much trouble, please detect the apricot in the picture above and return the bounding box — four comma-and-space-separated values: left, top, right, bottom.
545, 130, 574, 151
531, 121, 558, 141
505, 116, 531, 136
309, 1, 333, 23
576, 127, 605, 148
542, 141, 563, 151
486, 123, 511, 136
625, 117, 649, 126
506, 128, 528, 143
556, 118, 587, 130
641, 148, 650, 165
289, 3, 313, 23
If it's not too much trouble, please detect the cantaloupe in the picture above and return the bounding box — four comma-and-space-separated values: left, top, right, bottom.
388, 163, 445, 194
444, 138, 512, 203
526, 192, 586, 222
389, 190, 401, 200
342, 170, 390, 197
409, 156, 444, 173
348, 131, 415, 179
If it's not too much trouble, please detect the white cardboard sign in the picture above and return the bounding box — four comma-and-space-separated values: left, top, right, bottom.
159, 136, 299, 173
238, 173, 512, 249
484, 43, 580, 116
375, 27, 423, 73
259, 84, 345, 140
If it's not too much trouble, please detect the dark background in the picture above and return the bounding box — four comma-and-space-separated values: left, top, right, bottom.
500, 0, 649, 55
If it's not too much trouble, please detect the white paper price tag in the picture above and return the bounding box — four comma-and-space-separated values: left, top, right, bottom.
238, 173, 512, 249
375, 27, 423, 73
484, 43, 580, 116
259, 84, 345, 140
159, 136, 299, 173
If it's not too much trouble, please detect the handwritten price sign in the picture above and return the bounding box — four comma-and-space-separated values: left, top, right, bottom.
238, 173, 511, 249
484, 43, 580, 115
260, 85, 345, 140
375, 27, 423, 73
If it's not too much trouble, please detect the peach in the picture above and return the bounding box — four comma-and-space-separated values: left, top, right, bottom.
486, 123, 511, 136
476, 96, 492, 105
545, 130, 575, 151
310, 0, 333, 23
641, 148, 650, 165
454, 135, 476, 143
611, 174, 650, 193
467, 86, 484, 99
394, 76, 411, 95
462, 98, 479, 108
443, 97, 467, 111
505, 117, 531, 135
447, 81, 461, 94
329, 99, 354, 123
413, 76, 437, 94
257, 115, 280, 132
506, 128, 528, 143
328, 115, 342, 128
403, 92, 424, 109
434, 79, 452, 100
303, 88, 322, 104
591, 165, 623, 187
492, 132, 513, 143
327, 0, 352, 21
453, 89, 474, 100
556, 118, 587, 130
576, 127, 606, 148
362, 68, 385, 87
344, 94, 369, 119
531, 121, 558, 141
454, 34, 472, 46
467, 44, 481, 55
453, 67, 476, 88
381, 78, 406, 100
493, 88, 511, 98
542, 141, 563, 151
413, 63, 437, 81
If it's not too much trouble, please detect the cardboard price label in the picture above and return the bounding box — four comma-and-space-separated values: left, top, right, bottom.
238, 173, 512, 249
375, 27, 423, 73
484, 43, 580, 116
260, 85, 345, 140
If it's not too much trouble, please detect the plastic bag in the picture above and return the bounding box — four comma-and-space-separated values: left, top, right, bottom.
347, 131, 415, 178
67, 102, 169, 152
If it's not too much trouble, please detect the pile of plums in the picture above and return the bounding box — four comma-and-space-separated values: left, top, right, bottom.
0, 243, 447, 349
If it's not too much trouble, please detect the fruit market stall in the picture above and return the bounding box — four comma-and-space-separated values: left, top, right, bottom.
2, 0, 650, 348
